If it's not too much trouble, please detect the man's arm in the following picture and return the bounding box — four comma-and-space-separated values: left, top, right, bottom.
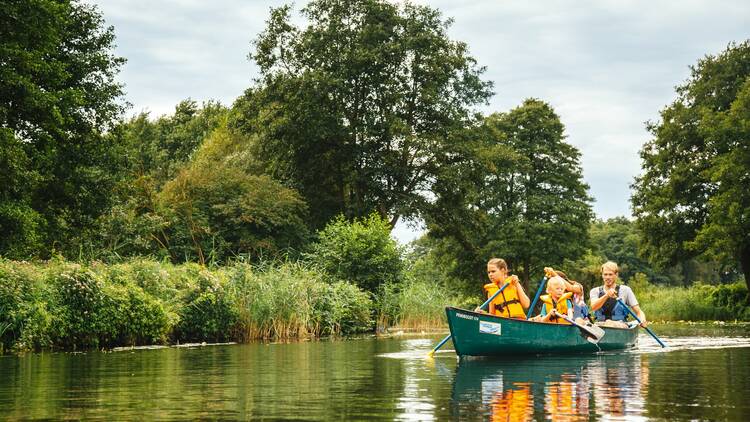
624, 288, 648, 327
589, 288, 609, 311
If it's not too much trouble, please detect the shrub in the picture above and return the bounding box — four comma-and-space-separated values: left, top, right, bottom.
175, 268, 238, 342
305, 214, 404, 294
46, 262, 174, 349
0, 260, 52, 352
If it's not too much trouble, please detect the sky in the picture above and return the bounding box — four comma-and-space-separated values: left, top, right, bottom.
88, 0, 750, 243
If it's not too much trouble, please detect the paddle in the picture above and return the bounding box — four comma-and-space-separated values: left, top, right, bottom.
526, 275, 549, 319
617, 299, 667, 348
427, 281, 511, 357
556, 312, 606, 343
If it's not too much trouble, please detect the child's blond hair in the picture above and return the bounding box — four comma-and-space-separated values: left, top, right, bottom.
546, 276, 565, 293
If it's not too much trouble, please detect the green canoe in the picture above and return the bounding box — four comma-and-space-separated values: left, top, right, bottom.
445, 306, 638, 357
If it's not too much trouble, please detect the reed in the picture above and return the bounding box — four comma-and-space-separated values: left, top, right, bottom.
629, 274, 749, 321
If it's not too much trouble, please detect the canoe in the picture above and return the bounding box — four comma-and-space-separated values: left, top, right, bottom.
445, 306, 638, 357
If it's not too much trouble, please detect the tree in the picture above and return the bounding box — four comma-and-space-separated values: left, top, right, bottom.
632, 41, 750, 290
96, 123, 310, 264
233, 0, 493, 229
0, 0, 125, 258
589, 217, 670, 284
427, 99, 593, 287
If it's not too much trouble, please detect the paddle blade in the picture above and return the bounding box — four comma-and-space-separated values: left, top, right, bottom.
581, 324, 606, 343
561, 314, 605, 344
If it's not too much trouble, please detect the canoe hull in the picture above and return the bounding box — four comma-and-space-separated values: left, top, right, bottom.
445, 306, 638, 357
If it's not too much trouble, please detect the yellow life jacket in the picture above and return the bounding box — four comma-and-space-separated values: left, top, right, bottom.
484, 278, 526, 319
540, 292, 574, 324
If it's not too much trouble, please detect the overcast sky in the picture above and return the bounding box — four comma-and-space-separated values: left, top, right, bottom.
89, 0, 750, 242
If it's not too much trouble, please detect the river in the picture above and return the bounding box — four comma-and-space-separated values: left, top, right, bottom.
1, 324, 749, 420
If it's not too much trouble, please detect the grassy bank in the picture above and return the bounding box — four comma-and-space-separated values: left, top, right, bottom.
629, 275, 750, 322
0, 259, 375, 353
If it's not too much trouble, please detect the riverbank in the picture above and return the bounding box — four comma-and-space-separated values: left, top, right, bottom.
2, 259, 748, 354
0, 258, 375, 353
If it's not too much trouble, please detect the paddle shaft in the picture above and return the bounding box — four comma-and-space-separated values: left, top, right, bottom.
428, 282, 512, 356
526, 276, 549, 318
617, 299, 666, 348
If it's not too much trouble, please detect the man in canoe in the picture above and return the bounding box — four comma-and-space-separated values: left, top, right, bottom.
590, 261, 648, 328
475, 258, 530, 319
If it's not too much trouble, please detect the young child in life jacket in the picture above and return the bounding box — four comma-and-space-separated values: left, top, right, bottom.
474, 258, 530, 319
532, 276, 574, 324
551, 269, 591, 325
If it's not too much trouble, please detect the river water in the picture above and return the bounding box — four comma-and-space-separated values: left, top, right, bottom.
1, 324, 749, 420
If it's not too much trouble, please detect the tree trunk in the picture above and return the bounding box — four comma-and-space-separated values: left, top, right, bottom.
740, 244, 750, 292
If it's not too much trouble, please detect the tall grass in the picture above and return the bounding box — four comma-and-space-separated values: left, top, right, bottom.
392, 276, 475, 329
230, 262, 372, 340
629, 274, 750, 321
0, 258, 372, 353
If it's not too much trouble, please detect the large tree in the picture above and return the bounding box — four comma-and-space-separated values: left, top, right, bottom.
427, 99, 593, 286
632, 41, 750, 290
232, 0, 493, 229
0, 0, 125, 258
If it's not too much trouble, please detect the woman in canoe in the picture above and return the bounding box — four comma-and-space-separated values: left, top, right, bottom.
474, 258, 530, 319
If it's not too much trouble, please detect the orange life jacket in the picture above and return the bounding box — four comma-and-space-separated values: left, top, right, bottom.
540, 292, 573, 324
484, 278, 525, 319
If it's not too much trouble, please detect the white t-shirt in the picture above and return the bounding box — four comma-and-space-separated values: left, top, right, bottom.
589, 284, 638, 308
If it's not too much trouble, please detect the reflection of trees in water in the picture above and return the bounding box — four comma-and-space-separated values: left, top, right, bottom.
451, 354, 651, 421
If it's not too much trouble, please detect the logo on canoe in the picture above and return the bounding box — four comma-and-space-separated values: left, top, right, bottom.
479, 321, 502, 336
456, 313, 478, 321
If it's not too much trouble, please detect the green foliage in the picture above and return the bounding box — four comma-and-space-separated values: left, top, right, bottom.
231, 262, 373, 338
0, 260, 52, 352
306, 214, 404, 294
92, 118, 310, 264
234, 0, 493, 229
709, 283, 750, 319
111, 100, 229, 186
632, 40, 750, 289
628, 274, 750, 321
175, 269, 238, 342
48, 263, 173, 349
1, 258, 379, 353
0, 0, 126, 259
157, 126, 310, 264
426, 99, 593, 285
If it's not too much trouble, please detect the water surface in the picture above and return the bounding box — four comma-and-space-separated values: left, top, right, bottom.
1, 324, 749, 420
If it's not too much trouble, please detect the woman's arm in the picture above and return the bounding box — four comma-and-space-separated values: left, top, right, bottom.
512, 276, 531, 309
565, 280, 583, 295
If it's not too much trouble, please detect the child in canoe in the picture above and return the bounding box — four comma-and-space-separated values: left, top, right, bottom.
474, 258, 530, 319
530, 276, 574, 324
549, 268, 591, 324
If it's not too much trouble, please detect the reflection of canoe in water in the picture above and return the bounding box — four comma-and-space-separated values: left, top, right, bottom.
446, 307, 638, 357
451, 354, 644, 420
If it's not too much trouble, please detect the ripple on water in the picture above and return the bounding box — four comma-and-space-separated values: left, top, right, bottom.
634, 334, 750, 353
